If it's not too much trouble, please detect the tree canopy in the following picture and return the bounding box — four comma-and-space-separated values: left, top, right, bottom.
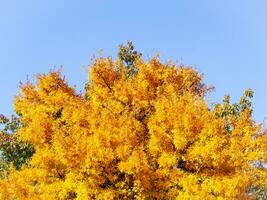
0, 44, 266, 199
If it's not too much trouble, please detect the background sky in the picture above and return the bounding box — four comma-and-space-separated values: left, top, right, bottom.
0, 0, 267, 122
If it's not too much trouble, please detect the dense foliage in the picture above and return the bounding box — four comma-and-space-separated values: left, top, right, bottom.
0, 44, 266, 199
0, 115, 34, 174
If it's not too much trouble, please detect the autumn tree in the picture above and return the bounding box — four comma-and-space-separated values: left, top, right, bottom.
0, 44, 266, 199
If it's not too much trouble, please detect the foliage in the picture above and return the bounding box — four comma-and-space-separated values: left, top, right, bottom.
0, 114, 35, 174
118, 41, 142, 78
118, 41, 142, 68
251, 186, 267, 200
0, 45, 266, 199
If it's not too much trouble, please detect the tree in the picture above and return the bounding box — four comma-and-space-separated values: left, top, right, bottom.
0, 114, 35, 175
118, 41, 142, 78
0, 44, 266, 199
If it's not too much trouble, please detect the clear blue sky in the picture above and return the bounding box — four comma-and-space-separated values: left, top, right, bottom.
0, 0, 267, 122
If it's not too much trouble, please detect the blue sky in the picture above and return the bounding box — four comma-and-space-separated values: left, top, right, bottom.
0, 0, 267, 122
